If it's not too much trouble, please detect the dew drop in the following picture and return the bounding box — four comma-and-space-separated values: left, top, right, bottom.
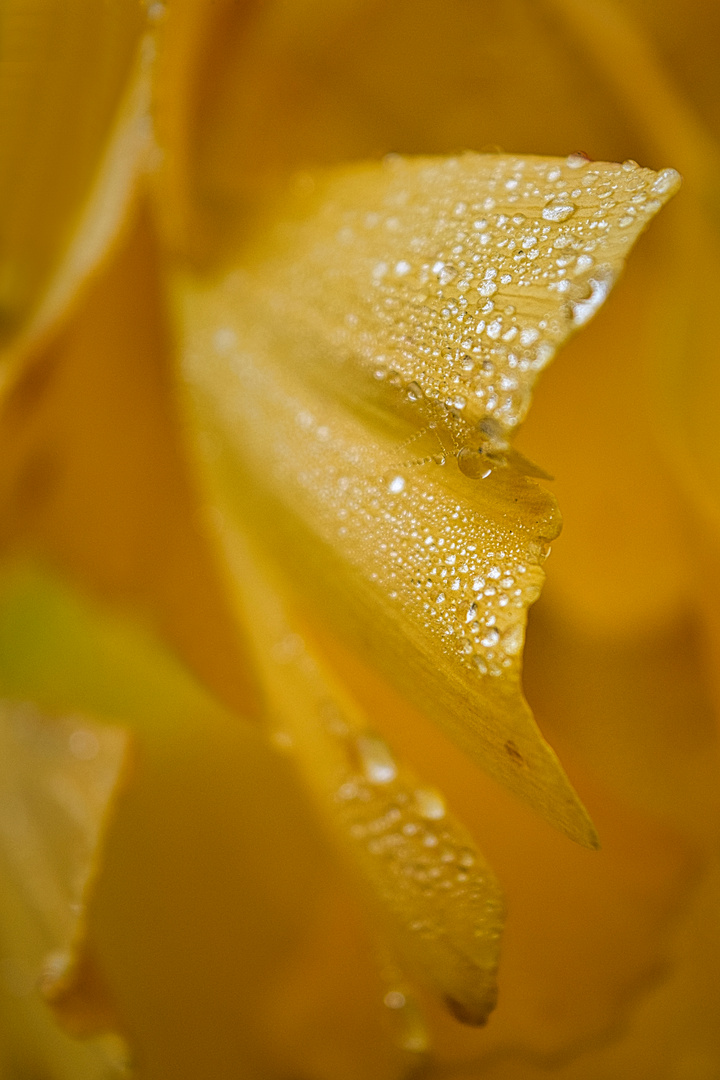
457, 447, 492, 479
502, 624, 524, 656
213, 326, 237, 353
414, 787, 447, 820
570, 269, 615, 325
68, 728, 100, 761
651, 167, 681, 196
542, 199, 577, 223
384, 991, 406, 1009
356, 733, 397, 784
388, 475, 406, 494
270, 729, 294, 752
433, 261, 457, 285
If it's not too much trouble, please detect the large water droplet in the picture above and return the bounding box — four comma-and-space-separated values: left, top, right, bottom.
432, 261, 457, 285
651, 168, 681, 197
542, 199, 577, 223
457, 447, 492, 479
570, 269, 615, 326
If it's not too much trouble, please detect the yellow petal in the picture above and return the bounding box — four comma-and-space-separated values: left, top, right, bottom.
0, 574, 131, 1075
0, 208, 260, 719
353, 679, 696, 1068
151, 0, 241, 262
293, 599, 702, 1067
0, 1, 154, 387
154, 0, 667, 263
0, 562, 361, 1079
0, 700, 127, 970
220, 153, 680, 437
615, 0, 720, 146
176, 152, 678, 846
214, 519, 505, 1027
515, 231, 694, 635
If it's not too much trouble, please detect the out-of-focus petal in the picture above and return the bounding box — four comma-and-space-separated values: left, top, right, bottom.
0, 562, 387, 1080
0, 1, 155, 384
0, 686, 129, 1076
618, 0, 720, 145
0, 208, 259, 719
152, 0, 244, 262
153, 0, 668, 264
515, 225, 693, 636
524, 599, 720, 835
547, 0, 720, 190
541, 0, 720, 714
445, 844, 720, 1080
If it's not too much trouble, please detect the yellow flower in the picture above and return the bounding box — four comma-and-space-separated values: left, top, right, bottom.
0, 1, 719, 1078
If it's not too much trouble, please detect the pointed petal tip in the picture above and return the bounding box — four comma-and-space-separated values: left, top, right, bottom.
444, 990, 497, 1027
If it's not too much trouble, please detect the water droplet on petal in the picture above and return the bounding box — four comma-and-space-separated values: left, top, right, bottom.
570, 268, 615, 326
213, 326, 237, 353
414, 787, 447, 820
651, 168, 681, 196
542, 198, 577, 223
384, 990, 406, 1009
432, 261, 457, 285
356, 733, 397, 784
502, 624, 524, 656
457, 447, 492, 479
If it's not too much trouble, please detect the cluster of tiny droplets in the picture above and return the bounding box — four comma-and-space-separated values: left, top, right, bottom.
190, 310, 551, 679
184, 154, 678, 681
329, 728, 502, 956
248, 153, 680, 436
264, 636, 501, 1010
